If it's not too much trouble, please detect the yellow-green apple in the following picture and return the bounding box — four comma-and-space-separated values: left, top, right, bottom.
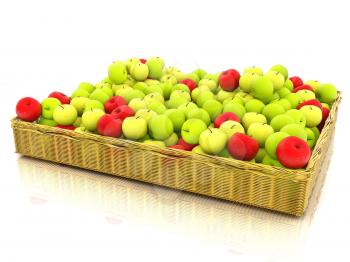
223, 102, 246, 119
245, 99, 265, 113
178, 102, 198, 115
135, 109, 157, 123
81, 109, 105, 132
239, 72, 259, 93
130, 62, 149, 81
108, 61, 128, 84
122, 116, 148, 140
219, 120, 245, 137
84, 99, 105, 112
199, 128, 227, 155
181, 119, 207, 144
251, 76, 274, 100
53, 105, 78, 126
270, 64, 288, 79
285, 109, 306, 127
128, 98, 147, 112
247, 123, 274, 147
280, 124, 307, 141
265, 70, 285, 90
270, 114, 295, 131
296, 90, 316, 102
41, 97, 61, 119
164, 109, 186, 132
186, 108, 211, 126
70, 97, 89, 115
262, 103, 285, 122
164, 133, 178, 146
243, 66, 263, 75
38, 117, 57, 127
242, 112, 267, 129
299, 105, 322, 127
316, 83, 337, 104
146, 57, 165, 80
202, 99, 223, 121
265, 131, 289, 159
148, 115, 174, 140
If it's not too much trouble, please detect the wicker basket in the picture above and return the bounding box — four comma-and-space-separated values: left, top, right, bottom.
11, 93, 342, 216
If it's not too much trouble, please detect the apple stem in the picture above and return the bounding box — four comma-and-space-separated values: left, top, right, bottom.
208, 128, 212, 133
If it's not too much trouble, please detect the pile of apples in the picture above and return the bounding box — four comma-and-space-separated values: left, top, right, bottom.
15, 57, 338, 169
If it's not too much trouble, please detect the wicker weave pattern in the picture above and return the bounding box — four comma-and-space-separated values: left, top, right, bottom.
11, 93, 342, 216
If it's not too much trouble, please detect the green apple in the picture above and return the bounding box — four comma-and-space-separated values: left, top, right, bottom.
274, 98, 291, 110
262, 92, 280, 104
305, 80, 321, 92
74, 126, 91, 134
70, 97, 89, 116
192, 145, 206, 155
216, 90, 234, 103
53, 105, 78, 126
235, 91, 254, 104
242, 112, 267, 130
147, 101, 167, 114
164, 109, 186, 132
270, 114, 295, 131
144, 92, 164, 104
124, 76, 136, 87
102, 77, 112, 84
277, 87, 291, 98
311, 127, 320, 141
130, 62, 149, 81
245, 99, 265, 113
186, 108, 211, 126
202, 99, 223, 121
125, 57, 140, 72
270, 64, 288, 79
243, 66, 263, 75
170, 90, 191, 102
148, 115, 174, 140
108, 61, 128, 84
299, 105, 322, 127
218, 148, 232, 158
265, 131, 289, 159
305, 127, 316, 148
203, 73, 219, 83
38, 117, 57, 127
161, 83, 174, 99
285, 109, 306, 127
178, 102, 198, 115
122, 116, 148, 140
262, 103, 285, 122
89, 89, 110, 104
239, 72, 259, 93
73, 117, 82, 127
137, 134, 151, 142
160, 74, 177, 85
283, 79, 294, 91
96, 83, 113, 97
133, 82, 148, 92
170, 69, 186, 82
193, 68, 207, 79
196, 91, 215, 107
181, 119, 207, 144
247, 123, 274, 147
128, 98, 147, 112
84, 99, 104, 112
144, 79, 160, 86
171, 83, 190, 94
191, 88, 201, 102
285, 93, 301, 108
71, 88, 90, 98
262, 155, 283, 167
219, 120, 245, 137
146, 57, 165, 80
78, 82, 95, 93
265, 70, 285, 90
223, 102, 246, 119
251, 76, 274, 100
81, 109, 105, 131
143, 140, 166, 148
199, 128, 227, 155
316, 83, 337, 104
280, 124, 308, 141
112, 84, 131, 93
164, 132, 178, 146
255, 148, 266, 163
124, 89, 145, 103
144, 84, 163, 96
135, 109, 157, 123
198, 79, 216, 92
41, 97, 62, 119
296, 90, 316, 102
167, 97, 189, 109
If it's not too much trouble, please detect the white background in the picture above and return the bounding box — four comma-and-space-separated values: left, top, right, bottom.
0, 0, 350, 261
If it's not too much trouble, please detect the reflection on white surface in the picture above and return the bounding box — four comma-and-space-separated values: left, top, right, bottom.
17, 146, 332, 261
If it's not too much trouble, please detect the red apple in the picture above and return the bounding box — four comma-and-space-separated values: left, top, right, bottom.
169, 144, 186, 150
276, 136, 311, 169
111, 105, 134, 121
140, 58, 147, 64
16, 97, 41, 122
219, 69, 240, 91
104, 96, 127, 114
214, 112, 240, 128
289, 76, 303, 88
318, 107, 330, 131
227, 133, 259, 161
56, 125, 75, 130
180, 79, 197, 92
296, 99, 322, 110
293, 84, 314, 93
48, 91, 70, 104
97, 114, 122, 138
177, 138, 197, 151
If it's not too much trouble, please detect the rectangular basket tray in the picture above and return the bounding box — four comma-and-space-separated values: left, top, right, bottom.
11, 93, 342, 216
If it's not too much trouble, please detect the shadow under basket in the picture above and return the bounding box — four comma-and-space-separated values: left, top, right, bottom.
11, 93, 342, 216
